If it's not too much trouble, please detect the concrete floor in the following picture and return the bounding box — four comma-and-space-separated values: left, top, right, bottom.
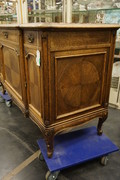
0, 97, 120, 180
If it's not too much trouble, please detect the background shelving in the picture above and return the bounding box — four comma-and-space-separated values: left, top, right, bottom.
0, 0, 17, 24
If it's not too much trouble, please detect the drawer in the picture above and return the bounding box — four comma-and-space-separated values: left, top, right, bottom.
0, 29, 19, 42
24, 30, 41, 47
50, 30, 111, 51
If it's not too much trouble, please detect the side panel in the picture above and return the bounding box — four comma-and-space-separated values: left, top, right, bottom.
55, 51, 107, 119
50, 49, 108, 122
48, 29, 112, 125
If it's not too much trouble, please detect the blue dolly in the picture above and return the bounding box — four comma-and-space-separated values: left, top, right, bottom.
37, 126, 119, 180
0, 91, 12, 107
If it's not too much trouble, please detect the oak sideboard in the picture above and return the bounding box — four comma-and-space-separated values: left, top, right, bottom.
0, 23, 120, 157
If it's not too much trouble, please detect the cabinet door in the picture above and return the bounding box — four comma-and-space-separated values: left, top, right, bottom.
25, 48, 42, 118
2, 45, 22, 96
50, 48, 109, 123
0, 29, 27, 114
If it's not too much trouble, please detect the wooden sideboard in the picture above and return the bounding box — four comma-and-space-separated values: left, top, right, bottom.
0, 23, 120, 157
0, 25, 27, 114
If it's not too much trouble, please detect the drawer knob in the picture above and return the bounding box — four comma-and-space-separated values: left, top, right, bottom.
3, 32, 8, 39
28, 34, 34, 43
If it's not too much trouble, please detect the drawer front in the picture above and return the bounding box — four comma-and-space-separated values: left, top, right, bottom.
24, 30, 41, 47
0, 29, 19, 43
50, 30, 111, 51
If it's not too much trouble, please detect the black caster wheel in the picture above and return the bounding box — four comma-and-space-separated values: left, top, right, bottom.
45, 171, 60, 180
38, 151, 44, 161
0, 95, 5, 103
5, 100, 12, 108
100, 156, 108, 166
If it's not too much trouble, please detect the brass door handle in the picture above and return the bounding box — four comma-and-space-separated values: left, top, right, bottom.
25, 52, 36, 59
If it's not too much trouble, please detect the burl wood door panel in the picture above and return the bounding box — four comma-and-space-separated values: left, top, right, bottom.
2, 45, 22, 97
50, 49, 108, 122
25, 49, 42, 116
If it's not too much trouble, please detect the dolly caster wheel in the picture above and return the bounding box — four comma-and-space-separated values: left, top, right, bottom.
0, 95, 5, 103
100, 156, 108, 166
46, 171, 60, 180
5, 100, 12, 108
38, 151, 44, 161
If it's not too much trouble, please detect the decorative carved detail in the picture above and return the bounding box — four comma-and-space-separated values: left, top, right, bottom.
28, 34, 34, 43
97, 112, 108, 135
44, 129, 54, 158
2, 32, 8, 39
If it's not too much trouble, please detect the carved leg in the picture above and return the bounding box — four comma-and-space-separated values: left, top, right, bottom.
44, 129, 54, 158
97, 112, 108, 135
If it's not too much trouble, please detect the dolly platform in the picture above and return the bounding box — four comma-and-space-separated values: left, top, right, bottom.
37, 126, 119, 180
0, 91, 12, 107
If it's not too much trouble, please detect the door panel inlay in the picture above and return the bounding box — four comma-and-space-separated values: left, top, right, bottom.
55, 52, 106, 118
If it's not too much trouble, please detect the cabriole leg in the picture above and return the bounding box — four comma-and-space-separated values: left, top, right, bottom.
97, 112, 108, 135
44, 129, 54, 158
